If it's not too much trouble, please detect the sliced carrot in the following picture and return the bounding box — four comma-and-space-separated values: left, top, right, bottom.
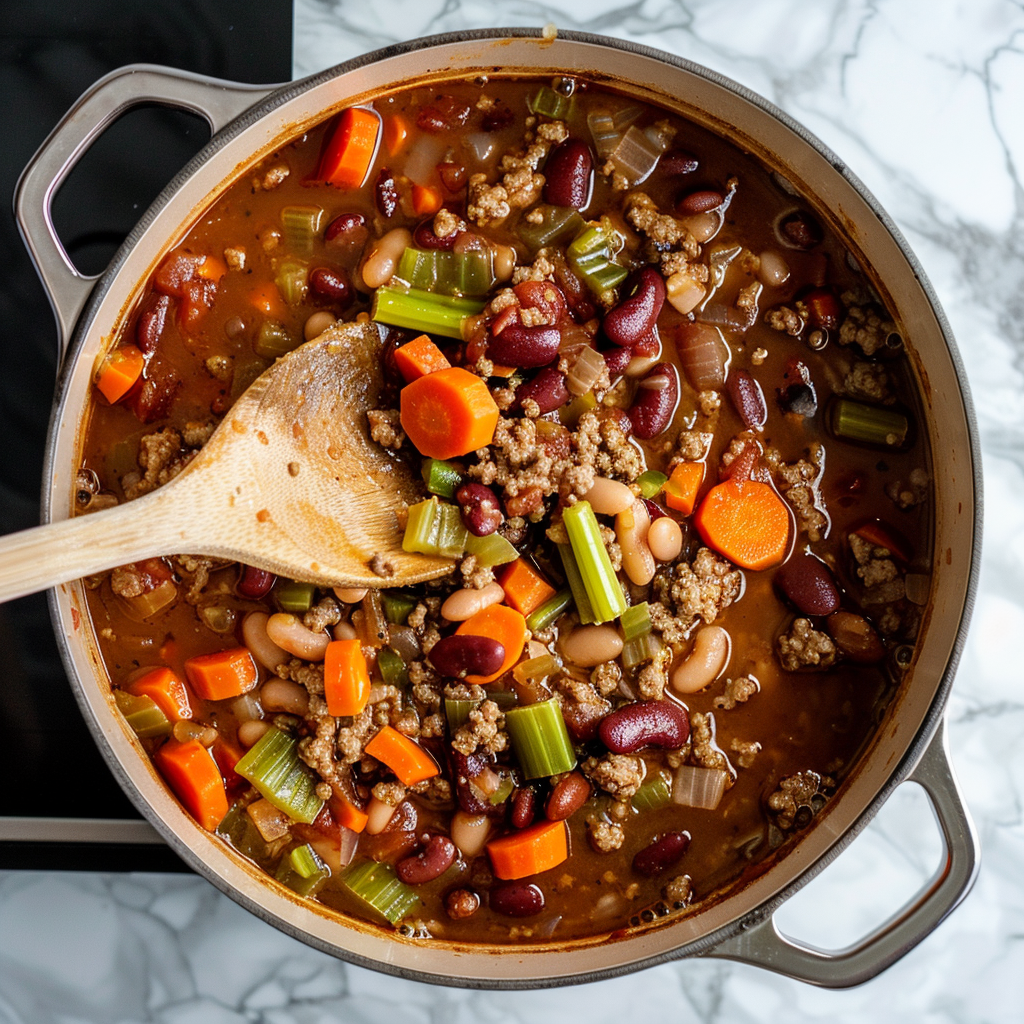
393, 334, 451, 383
364, 725, 439, 786
249, 280, 287, 321
664, 461, 706, 515
196, 254, 227, 282
319, 107, 381, 189
323, 639, 371, 717
211, 734, 248, 794
457, 603, 528, 684
693, 479, 790, 571
184, 647, 258, 701
853, 519, 912, 562
153, 738, 229, 831
330, 794, 369, 834
95, 345, 145, 404
127, 667, 192, 722
499, 559, 556, 617
400, 366, 499, 459
411, 183, 442, 217
384, 113, 409, 156
487, 820, 568, 880
489, 363, 516, 378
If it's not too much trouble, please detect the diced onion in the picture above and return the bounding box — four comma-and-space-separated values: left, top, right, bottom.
665, 269, 706, 315
610, 126, 662, 185
403, 135, 447, 186
566, 345, 607, 395
466, 132, 495, 162
587, 110, 619, 159
672, 765, 729, 810
387, 623, 422, 662
676, 322, 729, 390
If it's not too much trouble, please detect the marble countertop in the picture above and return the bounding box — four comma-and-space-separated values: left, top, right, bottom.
3, 0, 1023, 1020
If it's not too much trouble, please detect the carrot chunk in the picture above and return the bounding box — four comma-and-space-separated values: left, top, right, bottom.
127, 667, 192, 722
400, 366, 499, 459
384, 113, 409, 156
184, 647, 258, 701
323, 639, 371, 717
456, 603, 527, 684
499, 559, 556, 617
364, 725, 439, 786
693, 479, 790, 571
95, 345, 144, 404
487, 820, 568, 880
319, 107, 381, 189
330, 794, 369, 834
393, 334, 451, 383
664, 462, 706, 515
153, 738, 229, 831
249, 281, 287, 321
411, 183, 442, 217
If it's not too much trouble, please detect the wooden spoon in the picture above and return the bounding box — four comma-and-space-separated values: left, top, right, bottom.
0, 321, 454, 604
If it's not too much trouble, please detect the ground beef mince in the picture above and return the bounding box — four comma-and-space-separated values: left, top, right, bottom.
79, 76, 932, 945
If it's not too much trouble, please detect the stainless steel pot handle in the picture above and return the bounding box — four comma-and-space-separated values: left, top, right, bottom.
702, 719, 978, 987
14, 63, 275, 363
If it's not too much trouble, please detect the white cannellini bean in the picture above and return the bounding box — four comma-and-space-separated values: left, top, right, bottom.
647, 516, 683, 562
492, 243, 517, 282
332, 620, 358, 641
237, 719, 271, 749
440, 581, 505, 622
360, 227, 412, 289
679, 210, 722, 243
265, 612, 331, 662
560, 624, 624, 668
450, 811, 492, 858
671, 626, 730, 694
242, 611, 288, 672
333, 586, 368, 604
260, 677, 310, 716
303, 310, 336, 341
757, 250, 790, 288
584, 476, 635, 516
364, 796, 398, 835
616, 498, 656, 586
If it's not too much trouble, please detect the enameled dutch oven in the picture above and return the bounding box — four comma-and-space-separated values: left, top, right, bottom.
16, 28, 982, 989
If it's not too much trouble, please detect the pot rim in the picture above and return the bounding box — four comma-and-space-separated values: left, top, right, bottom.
39, 26, 983, 988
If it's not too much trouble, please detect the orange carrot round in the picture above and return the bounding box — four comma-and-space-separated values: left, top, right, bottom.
319, 107, 381, 189
487, 820, 568, 879
154, 738, 229, 831
693, 479, 790, 571
456, 603, 527, 684
323, 638, 371, 717
400, 366, 499, 459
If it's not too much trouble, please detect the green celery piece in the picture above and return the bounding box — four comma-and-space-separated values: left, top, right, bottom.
402, 497, 467, 558
275, 843, 330, 898
254, 320, 297, 360
276, 580, 316, 614
445, 697, 480, 732
488, 772, 515, 806
587, 110, 619, 159
517, 205, 585, 251
505, 698, 576, 780
377, 647, 409, 688
632, 773, 672, 813
525, 589, 573, 632
831, 399, 909, 448
559, 390, 598, 427
484, 688, 519, 711
216, 804, 269, 861
562, 501, 627, 624
528, 85, 571, 120
114, 689, 170, 739
342, 860, 421, 925
437, 502, 470, 557
457, 252, 495, 296
557, 544, 596, 625
620, 602, 652, 642
637, 470, 668, 499
372, 286, 485, 339
235, 727, 324, 824
464, 531, 518, 568
275, 259, 308, 306
381, 591, 417, 625
280, 205, 323, 257
421, 458, 463, 499
567, 225, 628, 296
398, 248, 495, 297
621, 631, 663, 669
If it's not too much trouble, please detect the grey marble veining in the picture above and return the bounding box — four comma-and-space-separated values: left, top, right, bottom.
3, 0, 1023, 1020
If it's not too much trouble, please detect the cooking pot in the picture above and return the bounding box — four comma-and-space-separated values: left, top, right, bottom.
16, 28, 981, 989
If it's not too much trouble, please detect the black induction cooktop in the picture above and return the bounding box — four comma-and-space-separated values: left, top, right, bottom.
0, 0, 293, 870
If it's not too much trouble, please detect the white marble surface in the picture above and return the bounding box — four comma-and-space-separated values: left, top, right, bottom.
3, 0, 1023, 1019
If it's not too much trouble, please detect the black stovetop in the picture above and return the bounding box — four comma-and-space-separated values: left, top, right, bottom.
0, 0, 293, 870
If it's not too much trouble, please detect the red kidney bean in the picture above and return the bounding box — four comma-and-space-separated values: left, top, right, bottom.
827, 611, 886, 663
515, 366, 570, 414
504, 486, 544, 518
632, 831, 691, 877
455, 482, 504, 537
641, 498, 668, 522
309, 266, 353, 307
633, 327, 661, 358
553, 259, 596, 322
136, 295, 171, 355
603, 344, 632, 377
727, 369, 767, 430
779, 210, 823, 250
437, 161, 467, 193
561, 695, 611, 742
486, 324, 561, 368
375, 167, 398, 218
599, 700, 690, 753
778, 382, 817, 417
481, 102, 514, 132
237, 565, 276, 600
490, 882, 545, 917
325, 212, 369, 250
677, 189, 724, 215
445, 888, 480, 919
396, 834, 457, 884
661, 148, 699, 175
451, 752, 506, 817
429, 634, 506, 678
775, 554, 841, 616
543, 138, 593, 209
602, 268, 666, 347
628, 362, 679, 439
720, 439, 760, 484
418, 95, 472, 133
514, 280, 567, 325
511, 787, 536, 829
802, 287, 842, 329
545, 772, 591, 821
412, 218, 459, 251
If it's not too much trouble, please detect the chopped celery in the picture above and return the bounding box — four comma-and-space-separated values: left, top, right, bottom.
484, 688, 519, 711
512, 653, 560, 687
620, 602, 652, 642
275, 259, 308, 306
559, 390, 598, 427
558, 544, 596, 625
517, 205, 585, 251
381, 591, 417, 625
637, 470, 668, 499
505, 698, 577, 779
488, 771, 515, 806
830, 398, 909, 448
528, 85, 571, 120
235, 727, 324, 824
621, 631, 664, 669
402, 497, 467, 558
397, 248, 495, 297
562, 501, 627, 624
114, 689, 170, 739
372, 286, 485, 340
567, 225, 628, 296
342, 860, 420, 925
276, 843, 330, 897
525, 589, 573, 632
464, 530, 518, 568
632, 772, 673, 813
445, 697, 480, 732
280, 205, 323, 257
587, 109, 619, 160
377, 647, 409, 688
421, 458, 463, 500
216, 803, 269, 861
254, 320, 298, 359
276, 580, 316, 614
